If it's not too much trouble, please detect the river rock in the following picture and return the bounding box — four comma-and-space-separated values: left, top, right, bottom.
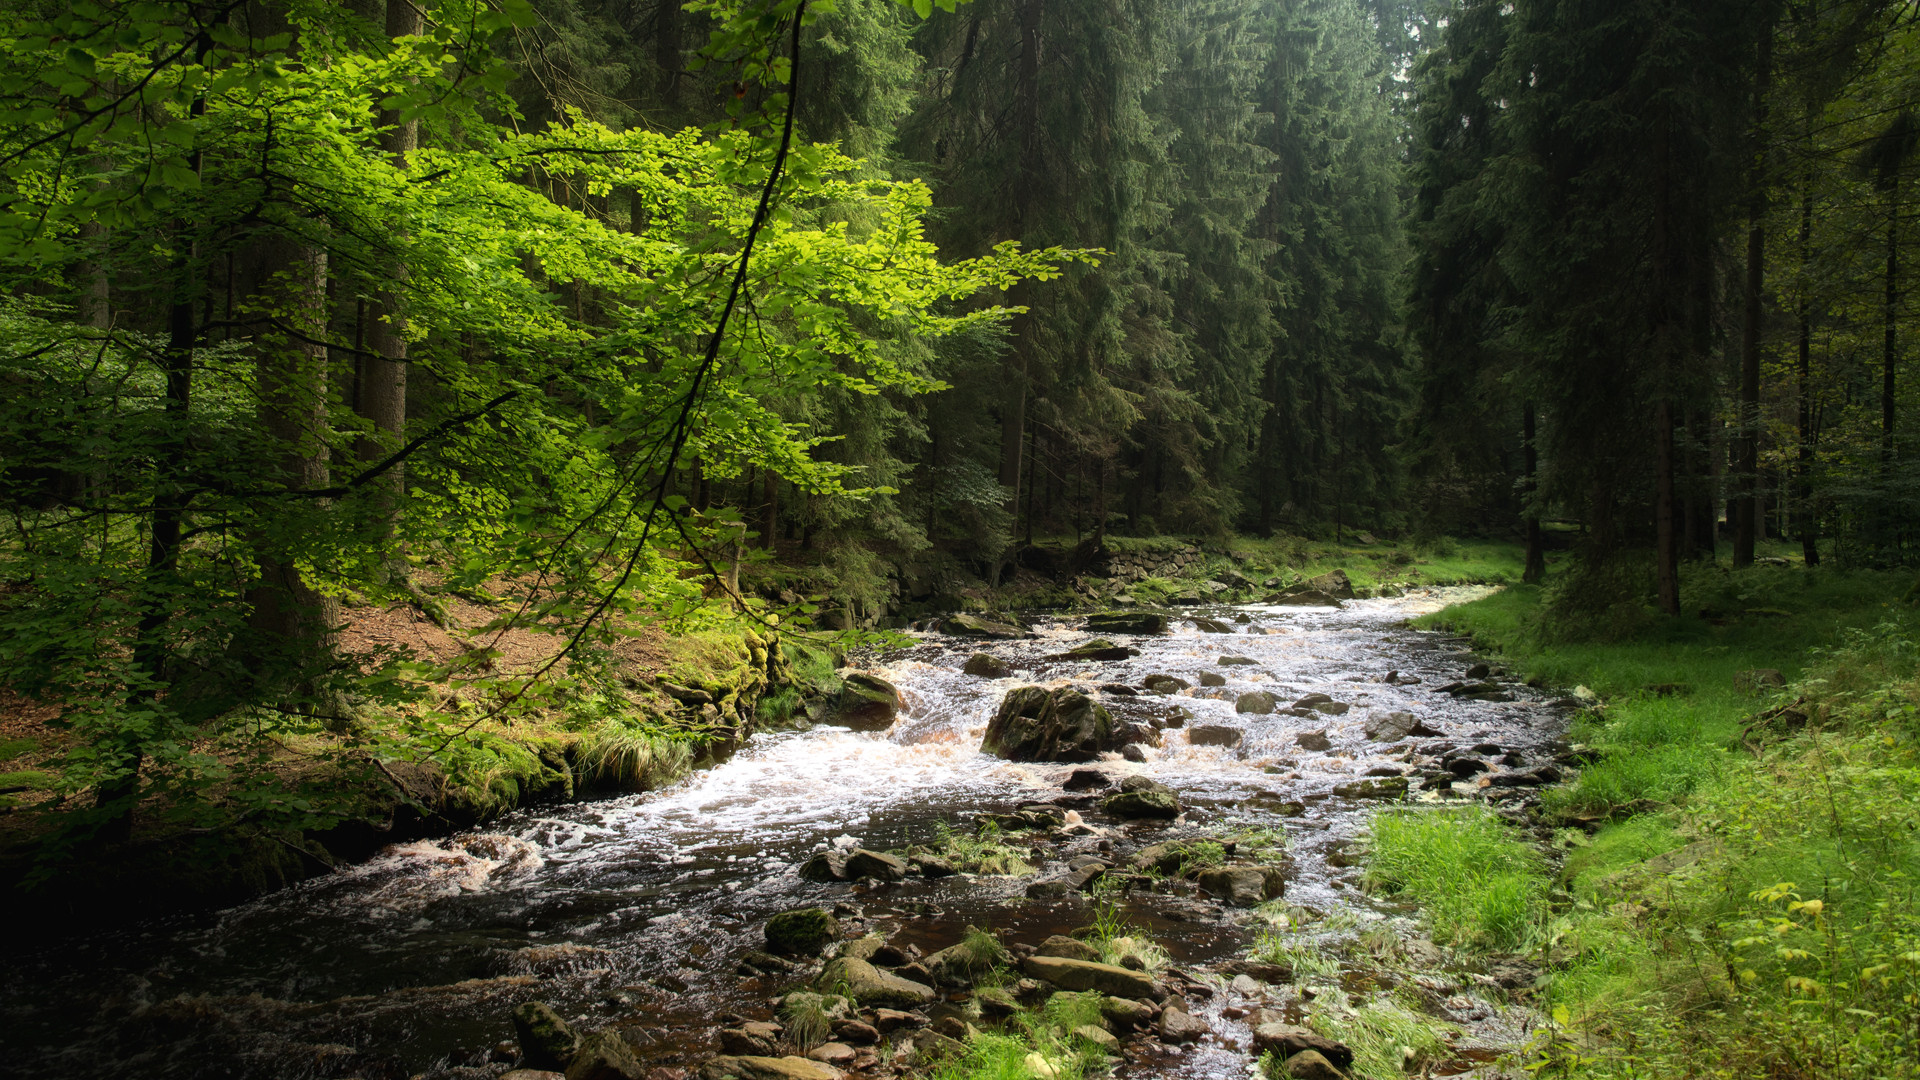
1219, 655, 1258, 666
1037, 934, 1102, 962
962, 653, 1012, 678
1196, 866, 1281, 906
806, 1043, 857, 1066
1363, 711, 1416, 741
1101, 995, 1155, 1027
1143, 674, 1190, 694
942, 613, 1033, 639
1443, 756, 1489, 778
566, 1030, 646, 1080
1251, 1023, 1352, 1069
1267, 588, 1342, 606
1236, 691, 1275, 714
512, 1002, 579, 1072
1734, 668, 1786, 695
1189, 724, 1243, 748
1055, 638, 1140, 662
842, 849, 908, 881
720, 1024, 782, 1056
909, 853, 956, 877
1072, 1023, 1120, 1051
1278, 1050, 1346, 1080
817, 957, 935, 1006
1121, 744, 1148, 762
1197, 671, 1227, 687
924, 934, 1015, 986
1312, 701, 1350, 715
1332, 777, 1408, 799
1190, 617, 1234, 633
502, 1071, 565, 1080
1085, 611, 1171, 635
829, 1019, 878, 1047
1158, 1006, 1208, 1043
1308, 570, 1355, 599
1293, 693, 1332, 707
982, 686, 1117, 762
819, 673, 902, 732
1021, 955, 1159, 998
700, 1056, 842, 1080
798, 851, 848, 881
1296, 731, 1332, 751
767, 908, 841, 956
1487, 765, 1562, 787
871, 1009, 927, 1032
1103, 787, 1180, 819
1063, 767, 1113, 791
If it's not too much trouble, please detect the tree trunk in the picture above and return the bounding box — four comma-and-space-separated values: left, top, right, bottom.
355, 0, 422, 539
1880, 189, 1899, 469
1655, 400, 1679, 615
1734, 29, 1771, 569
761, 468, 779, 550
1797, 170, 1819, 566
245, 243, 343, 721
1522, 402, 1545, 584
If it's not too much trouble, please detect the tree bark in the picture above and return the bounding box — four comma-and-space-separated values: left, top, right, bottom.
1734, 28, 1771, 570
1796, 169, 1819, 566
1655, 400, 1679, 615
1522, 402, 1545, 584
356, 0, 422, 538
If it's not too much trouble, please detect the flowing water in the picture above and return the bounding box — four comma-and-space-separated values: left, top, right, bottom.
0, 589, 1568, 1080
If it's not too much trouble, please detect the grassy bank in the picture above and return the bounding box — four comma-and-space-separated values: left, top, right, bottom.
1402, 558, 1920, 1080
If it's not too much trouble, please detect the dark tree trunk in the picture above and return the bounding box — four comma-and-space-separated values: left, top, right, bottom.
1797, 171, 1820, 566
1655, 400, 1679, 615
1734, 30, 1771, 570
1522, 402, 1545, 584
356, 0, 423, 541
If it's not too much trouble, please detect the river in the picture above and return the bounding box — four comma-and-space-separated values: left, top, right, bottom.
0, 589, 1566, 1080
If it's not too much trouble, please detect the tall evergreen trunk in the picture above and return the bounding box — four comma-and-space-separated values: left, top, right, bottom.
996, 0, 1043, 562
1796, 169, 1819, 566
245, 243, 343, 722
356, 0, 422, 542
1734, 27, 1770, 570
1879, 187, 1899, 470
761, 470, 779, 550
1522, 402, 1545, 584
1655, 399, 1679, 615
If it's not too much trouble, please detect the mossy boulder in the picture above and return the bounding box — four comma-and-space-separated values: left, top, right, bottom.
981, 686, 1117, 763
1084, 611, 1170, 635
511, 1000, 580, 1071
817, 956, 936, 1006
941, 613, 1033, 639
766, 907, 841, 956
818, 672, 903, 732
962, 653, 1013, 678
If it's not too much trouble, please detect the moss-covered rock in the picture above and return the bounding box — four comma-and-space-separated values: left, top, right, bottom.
766, 907, 841, 956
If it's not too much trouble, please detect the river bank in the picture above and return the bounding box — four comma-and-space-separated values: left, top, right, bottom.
0, 579, 1577, 1080
1414, 557, 1920, 1080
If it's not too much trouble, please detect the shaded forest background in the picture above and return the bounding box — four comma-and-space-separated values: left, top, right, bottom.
0, 0, 1917, 853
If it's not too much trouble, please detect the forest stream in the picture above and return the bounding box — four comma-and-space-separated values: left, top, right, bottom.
0, 589, 1571, 1080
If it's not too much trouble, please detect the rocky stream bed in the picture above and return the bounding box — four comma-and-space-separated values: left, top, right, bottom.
0, 587, 1580, 1080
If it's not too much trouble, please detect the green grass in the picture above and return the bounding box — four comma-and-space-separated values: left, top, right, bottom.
914, 821, 1035, 876
1414, 557, 1920, 1079
1364, 805, 1548, 951
1284, 989, 1454, 1080
925, 992, 1110, 1080
1250, 932, 1341, 980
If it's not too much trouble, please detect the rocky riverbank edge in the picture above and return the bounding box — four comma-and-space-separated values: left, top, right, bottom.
0, 627, 837, 930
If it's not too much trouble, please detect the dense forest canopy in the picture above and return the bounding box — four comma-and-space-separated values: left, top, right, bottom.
0, 0, 1916, 850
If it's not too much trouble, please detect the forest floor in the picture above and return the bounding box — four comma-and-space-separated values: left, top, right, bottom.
1412, 547, 1920, 1079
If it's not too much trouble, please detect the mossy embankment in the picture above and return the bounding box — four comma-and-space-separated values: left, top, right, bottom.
0, 621, 841, 926
913, 532, 1523, 618
1395, 557, 1920, 1079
